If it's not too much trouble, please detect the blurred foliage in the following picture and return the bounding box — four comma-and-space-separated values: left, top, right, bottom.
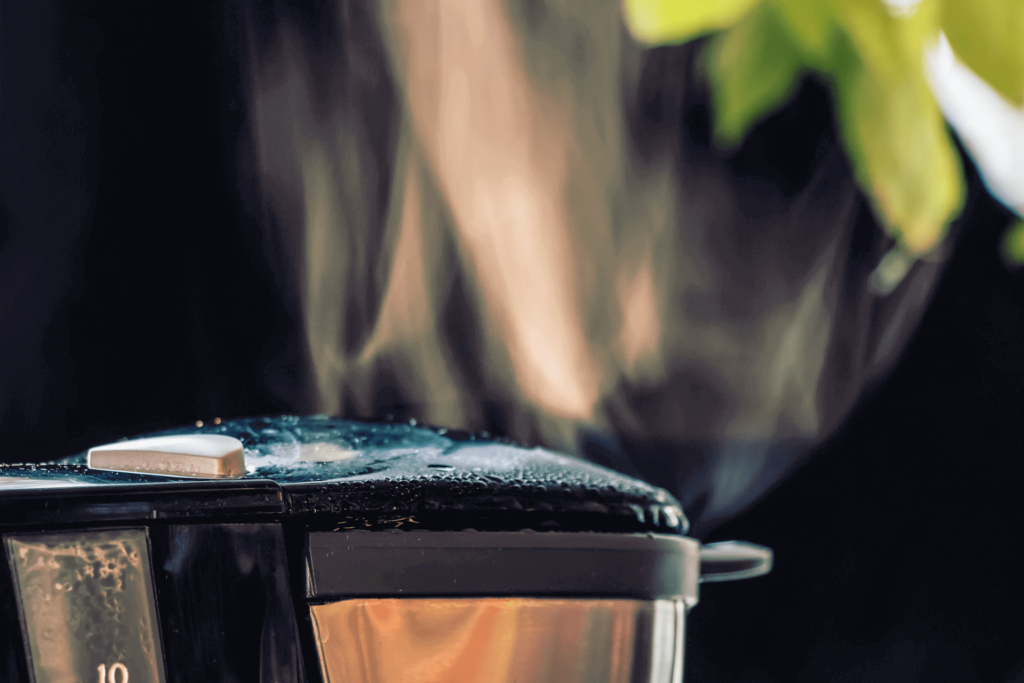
624, 0, 1024, 258
1001, 219, 1024, 265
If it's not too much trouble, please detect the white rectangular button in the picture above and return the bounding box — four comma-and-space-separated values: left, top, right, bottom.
88, 435, 245, 479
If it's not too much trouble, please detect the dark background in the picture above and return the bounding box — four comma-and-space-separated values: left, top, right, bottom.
1, 2, 1021, 682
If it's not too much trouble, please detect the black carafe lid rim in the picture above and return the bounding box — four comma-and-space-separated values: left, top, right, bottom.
0, 416, 687, 534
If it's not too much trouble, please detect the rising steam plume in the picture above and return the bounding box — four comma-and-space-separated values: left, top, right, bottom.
245, 0, 945, 532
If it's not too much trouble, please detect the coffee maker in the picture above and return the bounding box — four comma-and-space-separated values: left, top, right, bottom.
1, 416, 770, 682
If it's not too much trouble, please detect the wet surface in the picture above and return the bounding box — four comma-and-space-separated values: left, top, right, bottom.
0, 416, 687, 534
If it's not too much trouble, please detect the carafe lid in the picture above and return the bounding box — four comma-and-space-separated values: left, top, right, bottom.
0, 415, 687, 534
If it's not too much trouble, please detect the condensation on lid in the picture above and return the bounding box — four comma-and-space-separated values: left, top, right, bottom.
297, 442, 360, 463
88, 434, 246, 479
0, 476, 89, 489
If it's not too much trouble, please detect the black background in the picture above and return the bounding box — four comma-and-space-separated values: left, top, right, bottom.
1, 2, 1021, 682
0, 0, 311, 460
691, 165, 1024, 682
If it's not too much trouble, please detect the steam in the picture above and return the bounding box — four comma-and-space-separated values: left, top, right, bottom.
245, 0, 931, 529
382, 0, 617, 424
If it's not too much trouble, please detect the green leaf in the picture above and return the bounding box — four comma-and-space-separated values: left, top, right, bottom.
1001, 219, 1024, 265
770, 0, 838, 69
942, 0, 1024, 106
623, 0, 763, 45
835, 46, 964, 254
828, 0, 939, 80
624, 0, 977, 259
707, 4, 804, 147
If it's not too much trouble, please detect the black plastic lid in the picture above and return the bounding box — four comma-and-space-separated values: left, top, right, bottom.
306, 530, 701, 601
0, 416, 687, 534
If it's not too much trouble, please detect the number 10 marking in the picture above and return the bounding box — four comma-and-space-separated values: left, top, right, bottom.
97, 662, 129, 683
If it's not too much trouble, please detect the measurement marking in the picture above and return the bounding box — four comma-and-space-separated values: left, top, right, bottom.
98, 662, 129, 683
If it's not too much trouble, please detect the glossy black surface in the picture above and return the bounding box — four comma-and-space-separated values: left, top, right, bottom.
1, 416, 686, 534
150, 524, 304, 683
176, 416, 686, 533
306, 530, 696, 600
0, 471, 285, 528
